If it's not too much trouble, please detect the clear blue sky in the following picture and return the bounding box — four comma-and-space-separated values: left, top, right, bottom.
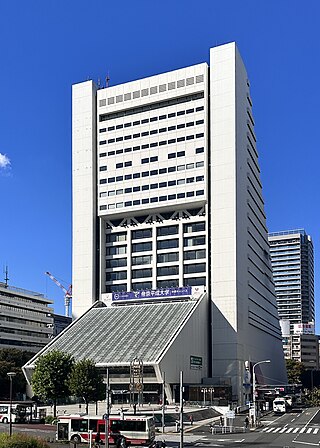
0, 0, 319, 328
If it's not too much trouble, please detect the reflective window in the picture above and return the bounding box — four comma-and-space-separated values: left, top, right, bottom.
132, 269, 152, 279
184, 249, 206, 260
184, 277, 206, 286
157, 239, 179, 250
157, 225, 178, 236
106, 271, 127, 281
106, 258, 127, 268
183, 222, 205, 233
132, 281, 152, 290
132, 242, 152, 253
132, 255, 152, 266
184, 236, 205, 247
157, 279, 179, 288
157, 266, 179, 276
132, 229, 152, 240
106, 246, 127, 255
157, 252, 179, 263
184, 263, 206, 274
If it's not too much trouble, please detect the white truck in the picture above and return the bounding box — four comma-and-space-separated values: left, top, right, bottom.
272, 396, 292, 414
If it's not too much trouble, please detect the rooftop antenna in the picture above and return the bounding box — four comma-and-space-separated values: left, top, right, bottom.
3, 265, 9, 287
106, 72, 110, 88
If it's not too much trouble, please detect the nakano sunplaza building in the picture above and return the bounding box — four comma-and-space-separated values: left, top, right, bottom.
24, 43, 287, 404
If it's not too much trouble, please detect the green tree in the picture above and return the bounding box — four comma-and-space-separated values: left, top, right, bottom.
286, 359, 305, 384
306, 386, 320, 406
31, 350, 74, 417
68, 359, 105, 414
0, 349, 34, 399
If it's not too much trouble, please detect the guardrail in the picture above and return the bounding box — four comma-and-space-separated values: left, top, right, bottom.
210, 426, 247, 434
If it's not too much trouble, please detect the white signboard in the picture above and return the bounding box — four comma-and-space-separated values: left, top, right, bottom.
293, 323, 315, 335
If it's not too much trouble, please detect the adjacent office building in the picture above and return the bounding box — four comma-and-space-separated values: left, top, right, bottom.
268, 229, 315, 333
25, 43, 287, 403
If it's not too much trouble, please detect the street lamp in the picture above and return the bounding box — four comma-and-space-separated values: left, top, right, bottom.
7, 372, 16, 436
252, 360, 270, 427
201, 388, 207, 407
201, 388, 214, 407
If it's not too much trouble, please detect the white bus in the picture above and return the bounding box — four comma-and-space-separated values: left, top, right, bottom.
56, 414, 156, 446
0, 403, 28, 423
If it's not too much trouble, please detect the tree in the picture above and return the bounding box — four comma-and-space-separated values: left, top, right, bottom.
68, 359, 105, 414
306, 387, 320, 406
31, 350, 74, 417
0, 349, 34, 400
286, 359, 305, 384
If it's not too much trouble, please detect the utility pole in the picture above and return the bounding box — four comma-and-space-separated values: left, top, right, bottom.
162, 371, 165, 433
179, 371, 183, 448
105, 369, 110, 448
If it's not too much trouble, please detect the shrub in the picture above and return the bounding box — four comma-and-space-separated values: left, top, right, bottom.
0, 433, 50, 448
45, 415, 57, 425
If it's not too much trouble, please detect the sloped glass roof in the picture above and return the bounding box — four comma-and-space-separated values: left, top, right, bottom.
29, 300, 198, 365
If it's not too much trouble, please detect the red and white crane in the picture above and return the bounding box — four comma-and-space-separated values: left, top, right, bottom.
45, 271, 72, 318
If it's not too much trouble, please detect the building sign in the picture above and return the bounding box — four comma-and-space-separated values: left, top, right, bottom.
293, 323, 315, 335
190, 355, 202, 370
112, 286, 192, 302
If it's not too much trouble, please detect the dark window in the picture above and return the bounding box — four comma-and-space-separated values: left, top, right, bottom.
168, 112, 176, 118
142, 144, 149, 149
157, 266, 179, 276
157, 279, 179, 288
133, 146, 140, 151
133, 186, 140, 192
132, 269, 152, 279
132, 229, 152, 240
186, 108, 194, 114
196, 119, 204, 125
142, 171, 149, 177
141, 118, 149, 124
116, 137, 123, 142
133, 133, 140, 138
106, 232, 127, 243
133, 120, 140, 125
196, 133, 204, 138
196, 147, 204, 154
125, 161, 132, 167
108, 177, 115, 183
157, 252, 179, 263
132, 255, 152, 265
116, 124, 123, 129
106, 258, 127, 268
125, 201, 132, 206
157, 239, 179, 250
150, 130, 158, 135
125, 174, 132, 180
108, 151, 115, 156
168, 153, 175, 159
100, 153, 107, 157
168, 126, 175, 131
150, 142, 158, 148
159, 141, 167, 146
133, 173, 141, 179
100, 179, 107, 184
124, 148, 132, 153
159, 182, 167, 188
168, 139, 176, 144
133, 200, 140, 205
116, 176, 123, 181
116, 149, 123, 154
116, 163, 123, 169
159, 168, 167, 174
106, 271, 127, 281
186, 135, 194, 140
187, 191, 194, 197
184, 277, 206, 286
150, 170, 158, 176
124, 122, 131, 128
142, 158, 149, 164
159, 127, 166, 133
177, 137, 185, 142
168, 194, 176, 200
159, 196, 167, 202
150, 197, 158, 203
196, 175, 204, 181
99, 128, 106, 133
159, 115, 166, 120
132, 281, 152, 291
150, 117, 157, 122
184, 222, 205, 233
177, 111, 185, 116
150, 156, 158, 162
142, 198, 149, 204
106, 246, 127, 255
107, 126, 115, 131
157, 225, 178, 236
177, 124, 185, 129
100, 166, 107, 171
132, 242, 152, 252
184, 263, 206, 274
196, 106, 204, 111
184, 236, 205, 247
142, 185, 149, 191
184, 249, 206, 260
196, 190, 204, 196
177, 193, 185, 199
177, 151, 185, 157
168, 180, 176, 186
108, 139, 115, 144
168, 167, 176, 173
150, 183, 158, 189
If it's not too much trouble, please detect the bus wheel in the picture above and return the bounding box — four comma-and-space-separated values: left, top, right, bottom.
2, 418, 8, 424
71, 435, 81, 444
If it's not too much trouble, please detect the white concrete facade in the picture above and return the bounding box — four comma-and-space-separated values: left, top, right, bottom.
72, 42, 287, 401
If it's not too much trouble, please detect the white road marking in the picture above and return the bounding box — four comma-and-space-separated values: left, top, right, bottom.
279, 427, 288, 433
313, 427, 319, 434
299, 427, 306, 433
286, 427, 293, 433
306, 428, 313, 433
292, 428, 299, 433
273, 427, 281, 432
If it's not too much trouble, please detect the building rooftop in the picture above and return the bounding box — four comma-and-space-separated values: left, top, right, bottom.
25, 299, 200, 367
268, 229, 306, 237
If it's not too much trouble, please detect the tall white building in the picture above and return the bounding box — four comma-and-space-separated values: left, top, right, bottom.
71, 42, 286, 400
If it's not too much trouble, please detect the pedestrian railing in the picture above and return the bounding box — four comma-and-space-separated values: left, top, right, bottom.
210, 426, 247, 434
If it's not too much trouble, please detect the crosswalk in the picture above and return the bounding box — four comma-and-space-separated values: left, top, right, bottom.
261, 426, 319, 435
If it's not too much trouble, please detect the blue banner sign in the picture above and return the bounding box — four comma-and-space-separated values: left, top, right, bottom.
112, 286, 192, 301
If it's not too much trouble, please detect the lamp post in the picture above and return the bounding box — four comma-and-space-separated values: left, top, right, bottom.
201, 388, 206, 407
7, 372, 16, 436
252, 360, 270, 427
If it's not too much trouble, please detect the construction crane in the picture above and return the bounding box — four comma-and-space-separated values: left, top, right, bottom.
45, 271, 72, 318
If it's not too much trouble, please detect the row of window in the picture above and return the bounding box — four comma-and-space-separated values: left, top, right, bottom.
105, 236, 206, 255
99, 161, 205, 184
99, 92, 204, 121
105, 276, 206, 292
100, 131, 205, 147
105, 223, 205, 243
100, 176, 204, 198
100, 107, 205, 133
100, 120, 205, 145
106, 263, 206, 281
105, 249, 206, 268
99, 75, 204, 108
100, 143, 204, 158
100, 190, 205, 211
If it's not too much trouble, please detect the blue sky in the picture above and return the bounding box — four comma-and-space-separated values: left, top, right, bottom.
0, 0, 319, 328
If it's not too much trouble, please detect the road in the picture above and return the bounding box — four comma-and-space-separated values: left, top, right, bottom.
1, 408, 320, 448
